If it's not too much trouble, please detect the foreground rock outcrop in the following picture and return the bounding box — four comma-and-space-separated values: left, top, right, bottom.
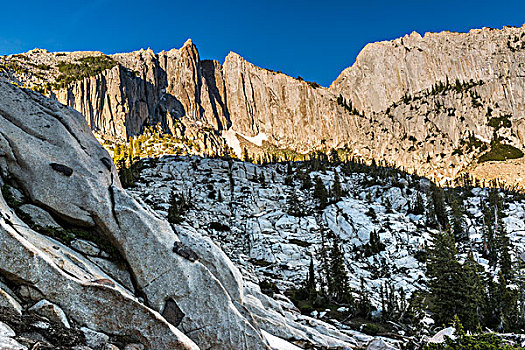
0, 89, 197, 348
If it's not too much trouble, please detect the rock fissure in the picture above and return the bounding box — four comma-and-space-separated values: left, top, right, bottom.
108, 184, 121, 228
0, 108, 50, 144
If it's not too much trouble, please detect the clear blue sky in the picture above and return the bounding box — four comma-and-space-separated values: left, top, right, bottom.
1, 0, 524, 86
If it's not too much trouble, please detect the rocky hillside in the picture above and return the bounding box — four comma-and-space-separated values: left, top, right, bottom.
126, 154, 525, 346
0, 79, 377, 349
2, 25, 525, 188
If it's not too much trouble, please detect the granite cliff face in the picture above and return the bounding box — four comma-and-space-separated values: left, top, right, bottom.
328, 25, 525, 186
54, 40, 230, 152
0, 78, 268, 350
2, 25, 525, 187
52, 43, 356, 154
222, 52, 357, 152
0, 39, 359, 153
331, 26, 525, 114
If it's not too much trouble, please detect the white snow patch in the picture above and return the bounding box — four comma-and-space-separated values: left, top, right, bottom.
428, 327, 455, 343
222, 130, 242, 157
221, 130, 269, 156
474, 134, 491, 143
243, 132, 268, 146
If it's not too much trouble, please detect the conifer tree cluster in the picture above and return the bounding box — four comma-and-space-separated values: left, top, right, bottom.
167, 190, 192, 224
363, 230, 385, 256
327, 237, 352, 304
426, 188, 524, 333
288, 232, 355, 315
244, 148, 525, 342
336, 94, 365, 116
113, 141, 144, 188
313, 176, 329, 209
423, 317, 522, 350
409, 191, 425, 215
287, 191, 306, 217
380, 281, 409, 322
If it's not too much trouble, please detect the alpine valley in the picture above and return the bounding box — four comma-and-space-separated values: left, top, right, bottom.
0, 24, 524, 350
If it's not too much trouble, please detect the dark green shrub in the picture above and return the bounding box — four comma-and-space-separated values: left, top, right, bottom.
479, 142, 523, 162
259, 279, 279, 296
361, 323, 379, 336
209, 221, 230, 232
2, 184, 21, 208
366, 207, 377, 220
414, 249, 428, 263
53, 55, 116, 89
488, 115, 512, 130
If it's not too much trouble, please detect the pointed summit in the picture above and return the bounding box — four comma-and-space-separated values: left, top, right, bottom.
183, 38, 195, 48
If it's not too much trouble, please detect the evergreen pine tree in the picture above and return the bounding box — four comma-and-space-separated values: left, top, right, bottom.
242, 147, 251, 162
486, 272, 520, 332
167, 191, 189, 224
113, 143, 123, 161
259, 172, 266, 186
380, 280, 403, 321
117, 157, 135, 188
452, 315, 466, 337
410, 191, 425, 215
491, 192, 513, 281
284, 175, 294, 186
483, 189, 506, 268
458, 253, 485, 330
327, 237, 352, 304
405, 290, 426, 331
517, 258, 525, 329
356, 277, 373, 318
384, 197, 393, 214
450, 195, 467, 242
365, 230, 385, 256
286, 161, 293, 175
307, 258, 317, 300
432, 186, 449, 230
426, 192, 438, 229
313, 176, 328, 209
287, 191, 304, 217
482, 199, 497, 265
329, 149, 341, 164
299, 171, 313, 190
331, 170, 343, 202
426, 230, 464, 327
318, 229, 331, 295
498, 222, 513, 282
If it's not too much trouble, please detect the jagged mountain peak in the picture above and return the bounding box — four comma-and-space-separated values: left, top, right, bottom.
116, 39, 198, 58
224, 50, 244, 63
3, 25, 525, 188
182, 38, 195, 47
